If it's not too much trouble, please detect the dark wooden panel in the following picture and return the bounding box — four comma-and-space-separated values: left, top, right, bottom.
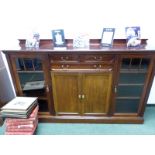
51, 72, 81, 115
82, 72, 112, 114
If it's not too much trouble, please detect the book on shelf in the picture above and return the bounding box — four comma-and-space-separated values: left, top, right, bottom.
23, 80, 45, 91
125, 26, 141, 47
51, 29, 66, 50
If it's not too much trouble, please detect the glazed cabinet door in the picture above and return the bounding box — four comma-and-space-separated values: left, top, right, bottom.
82, 72, 112, 115
8, 54, 54, 115
115, 56, 154, 115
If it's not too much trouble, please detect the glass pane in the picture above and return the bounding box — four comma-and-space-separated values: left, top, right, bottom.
119, 73, 146, 84
121, 58, 150, 70
121, 58, 130, 69
15, 58, 47, 113
131, 58, 141, 69
16, 58, 42, 71
116, 57, 151, 114
141, 58, 150, 69
117, 85, 143, 97
18, 72, 44, 88
115, 99, 139, 113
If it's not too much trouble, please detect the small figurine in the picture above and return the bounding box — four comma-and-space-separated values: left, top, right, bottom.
25, 32, 40, 49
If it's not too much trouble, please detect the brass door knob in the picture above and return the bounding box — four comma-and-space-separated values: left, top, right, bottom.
78, 94, 81, 99
81, 94, 85, 99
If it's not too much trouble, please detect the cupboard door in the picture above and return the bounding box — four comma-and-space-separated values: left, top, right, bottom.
82, 72, 112, 115
51, 72, 81, 115
115, 57, 151, 113
10, 55, 54, 114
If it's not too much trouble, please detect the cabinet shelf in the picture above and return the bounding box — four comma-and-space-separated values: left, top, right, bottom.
23, 89, 46, 98
120, 69, 147, 73
17, 70, 43, 73
38, 96, 47, 100
118, 83, 144, 86
116, 97, 140, 99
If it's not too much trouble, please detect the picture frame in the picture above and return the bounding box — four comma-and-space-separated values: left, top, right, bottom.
101, 28, 115, 48
52, 29, 66, 49
25, 32, 40, 49
125, 26, 141, 47
73, 34, 89, 49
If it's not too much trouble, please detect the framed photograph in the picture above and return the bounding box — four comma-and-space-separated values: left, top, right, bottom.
73, 34, 89, 49
125, 26, 141, 47
52, 29, 66, 48
101, 28, 115, 48
25, 32, 40, 49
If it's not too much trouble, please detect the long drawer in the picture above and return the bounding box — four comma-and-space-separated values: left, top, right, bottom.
50, 54, 114, 62
50, 54, 114, 70
51, 63, 113, 70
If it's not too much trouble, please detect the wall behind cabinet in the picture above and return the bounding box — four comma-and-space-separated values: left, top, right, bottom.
0, 0, 155, 103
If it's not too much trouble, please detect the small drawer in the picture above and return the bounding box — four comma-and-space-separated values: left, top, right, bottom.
50, 54, 79, 62
82, 55, 114, 63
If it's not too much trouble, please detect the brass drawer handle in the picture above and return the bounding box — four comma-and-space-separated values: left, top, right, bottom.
61, 56, 69, 60
93, 64, 102, 68
99, 56, 102, 60
93, 65, 97, 68
94, 56, 102, 60
61, 57, 64, 60
61, 64, 69, 69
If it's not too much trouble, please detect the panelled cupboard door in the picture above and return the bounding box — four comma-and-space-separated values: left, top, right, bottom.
82, 72, 112, 115
51, 71, 112, 115
9, 54, 54, 114
51, 72, 81, 115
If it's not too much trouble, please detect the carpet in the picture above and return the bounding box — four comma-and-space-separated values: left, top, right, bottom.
0, 106, 155, 135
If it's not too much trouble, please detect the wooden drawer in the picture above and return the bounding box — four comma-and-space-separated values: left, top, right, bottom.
51, 63, 113, 70
81, 55, 114, 63
50, 54, 114, 64
50, 54, 79, 62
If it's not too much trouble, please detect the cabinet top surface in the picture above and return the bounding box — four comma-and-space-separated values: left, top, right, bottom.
2, 39, 155, 54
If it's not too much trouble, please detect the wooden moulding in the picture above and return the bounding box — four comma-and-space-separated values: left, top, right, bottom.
38, 115, 144, 124
19, 39, 148, 50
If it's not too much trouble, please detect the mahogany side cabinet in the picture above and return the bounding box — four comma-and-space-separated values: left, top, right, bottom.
2, 39, 155, 123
